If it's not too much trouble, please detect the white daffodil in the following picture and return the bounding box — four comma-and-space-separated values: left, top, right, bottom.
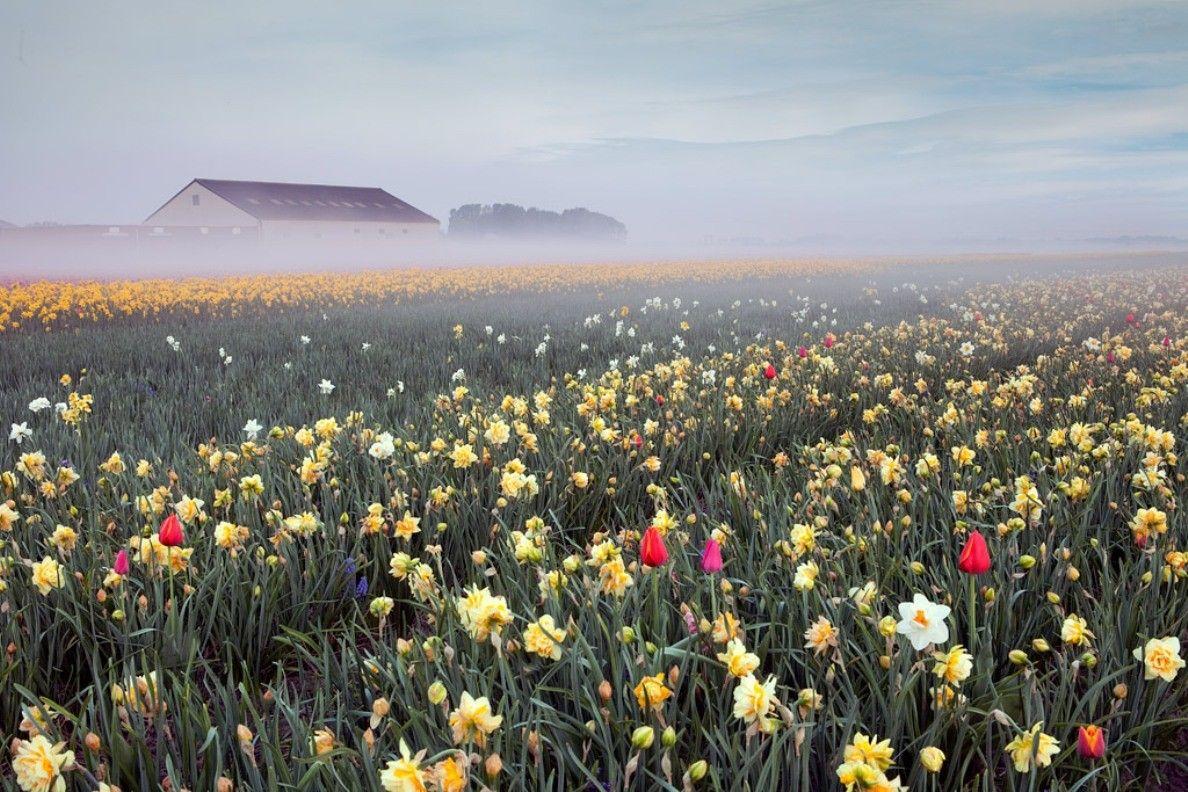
9, 422, 32, 444
318, 379, 335, 395
28, 397, 51, 413
242, 419, 263, 440
896, 593, 951, 650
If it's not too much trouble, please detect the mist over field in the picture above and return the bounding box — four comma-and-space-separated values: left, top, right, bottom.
3, 0, 1188, 281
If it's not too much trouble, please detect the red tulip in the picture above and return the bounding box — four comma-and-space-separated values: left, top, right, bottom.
1163, 335, 1172, 348
1106, 350, 1116, 365
158, 514, 185, 547
632, 433, 644, 449
700, 538, 723, 573
655, 395, 665, 406
823, 334, 835, 349
797, 345, 809, 359
1126, 312, 1136, 325
1077, 725, 1106, 760
957, 530, 991, 575
113, 548, 130, 576
640, 526, 668, 567
763, 363, 777, 380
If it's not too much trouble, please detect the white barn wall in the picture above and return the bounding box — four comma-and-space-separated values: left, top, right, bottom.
260, 219, 440, 240
144, 183, 260, 228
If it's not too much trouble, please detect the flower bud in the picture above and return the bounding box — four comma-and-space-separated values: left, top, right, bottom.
1032, 638, 1051, 653
661, 726, 677, 747
687, 760, 708, 781
1019, 554, 1036, 569
632, 726, 655, 749
1008, 649, 1029, 665
919, 745, 945, 773
427, 681, 447, 705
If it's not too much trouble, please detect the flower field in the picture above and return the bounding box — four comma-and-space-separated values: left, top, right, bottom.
0, 256, 1186, 791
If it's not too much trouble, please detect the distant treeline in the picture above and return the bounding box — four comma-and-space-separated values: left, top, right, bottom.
448, 204, 626, 240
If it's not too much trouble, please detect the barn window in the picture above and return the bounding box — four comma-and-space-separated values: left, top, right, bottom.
191, 194, 200, 206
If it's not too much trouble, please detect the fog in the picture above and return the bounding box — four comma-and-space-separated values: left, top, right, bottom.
2, 1, 1187, 279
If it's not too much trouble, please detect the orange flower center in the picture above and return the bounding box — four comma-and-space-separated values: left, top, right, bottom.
913, 609, 929, 627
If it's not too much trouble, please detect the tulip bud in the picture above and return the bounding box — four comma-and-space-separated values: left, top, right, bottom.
1077, 725, 1106, 759
700, 538, 723, 573
957, 530, 992, 575
640, 527, 668, 567
158, 514, 185, 547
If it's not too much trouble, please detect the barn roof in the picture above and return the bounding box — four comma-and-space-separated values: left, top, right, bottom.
188, 179, 438, 224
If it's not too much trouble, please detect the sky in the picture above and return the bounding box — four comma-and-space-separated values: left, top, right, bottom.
2, 1, 1187, 247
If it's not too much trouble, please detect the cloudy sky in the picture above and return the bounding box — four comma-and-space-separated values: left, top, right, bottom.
2, 1, 1187, 245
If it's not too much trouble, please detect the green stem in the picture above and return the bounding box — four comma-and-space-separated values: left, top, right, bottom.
967, 574, 977, 656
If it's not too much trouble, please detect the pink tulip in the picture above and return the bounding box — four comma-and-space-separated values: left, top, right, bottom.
113, 548, 130, 576
700, 538, 723, 573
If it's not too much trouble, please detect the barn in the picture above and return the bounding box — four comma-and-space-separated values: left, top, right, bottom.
142, 179, 440, 240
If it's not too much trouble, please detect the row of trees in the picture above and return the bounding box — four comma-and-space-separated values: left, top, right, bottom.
448, 203, 626, 240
